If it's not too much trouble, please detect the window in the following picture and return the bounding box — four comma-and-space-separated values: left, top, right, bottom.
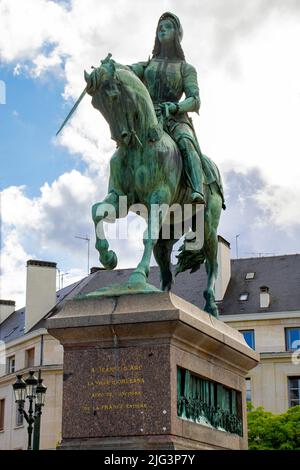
246, 378, 251, 403
25, 348, 35, 368
239, 293, 249, 301
15, 407, 23, 427
6, 355, 15, 374
288, 377, 300, 407
240, 330, 255, 350
285, 328, 300, 351
0, 399, 5, 431
245, 272, 255, 280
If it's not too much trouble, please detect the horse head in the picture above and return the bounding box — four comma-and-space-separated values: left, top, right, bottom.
85, 55, 159, 148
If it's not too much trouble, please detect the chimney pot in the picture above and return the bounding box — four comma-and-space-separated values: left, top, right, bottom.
27, 260, 57, 268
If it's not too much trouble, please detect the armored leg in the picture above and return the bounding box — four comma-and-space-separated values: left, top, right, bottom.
178, 137, 205, 204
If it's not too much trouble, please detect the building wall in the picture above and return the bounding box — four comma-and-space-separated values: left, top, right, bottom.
0, 331, 63, 450
36, 368, 63, 449
222, 315, 300, 414
0, 378, 25, 450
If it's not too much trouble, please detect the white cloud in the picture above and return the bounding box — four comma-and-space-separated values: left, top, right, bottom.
0, 170, 98, 305
0, 0, 66, 61
0, 229, 32, 307
254, 186, 300, 229
0, 169, 144, 306
219, 167, 300, 257
13, 63, 21, 76
1, 186, 40, 227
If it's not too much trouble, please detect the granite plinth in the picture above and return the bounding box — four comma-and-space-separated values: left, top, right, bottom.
47, 292, 259, 450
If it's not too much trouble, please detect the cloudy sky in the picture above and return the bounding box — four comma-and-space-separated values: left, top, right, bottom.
0, 0, 300, 307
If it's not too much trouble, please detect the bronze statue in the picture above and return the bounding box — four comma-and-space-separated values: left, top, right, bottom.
60, 13, 225, 317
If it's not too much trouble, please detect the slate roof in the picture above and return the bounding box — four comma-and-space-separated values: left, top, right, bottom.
70, 254, 300, 316
76, 265, 207, 310
0, 306, 25, 343
1, 254, 299, 344
218, 254, 300, 315
0, 279, 86, 344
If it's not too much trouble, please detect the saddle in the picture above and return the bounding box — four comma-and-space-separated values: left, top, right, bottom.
201, 153, 226, 209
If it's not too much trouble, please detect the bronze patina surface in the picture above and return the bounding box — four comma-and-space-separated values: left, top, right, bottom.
59, 13, 225, 317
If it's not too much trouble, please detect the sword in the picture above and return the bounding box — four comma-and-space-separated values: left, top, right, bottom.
56, 87, 87, 137
56, 54, 112, 137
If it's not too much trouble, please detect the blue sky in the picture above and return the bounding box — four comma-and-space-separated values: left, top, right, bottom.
1, 0, 300, 307
0, 65, 85, 196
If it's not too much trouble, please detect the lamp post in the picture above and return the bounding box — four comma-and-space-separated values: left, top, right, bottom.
13, 370, 47, 450
33, 370, 47, 450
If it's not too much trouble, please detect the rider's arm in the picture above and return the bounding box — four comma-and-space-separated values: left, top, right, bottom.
128, 61, 149, 80
177, 63, 201, 114
86, 59, 145, 94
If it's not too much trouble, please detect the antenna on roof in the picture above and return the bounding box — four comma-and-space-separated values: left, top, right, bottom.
56, 268, 69, 289
74, 235, 90, 275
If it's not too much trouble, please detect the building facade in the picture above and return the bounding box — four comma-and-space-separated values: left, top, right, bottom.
218, 254, 300, 414
0, 329, 63, 449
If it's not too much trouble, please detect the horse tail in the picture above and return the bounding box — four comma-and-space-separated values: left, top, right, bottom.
175, 243, 205, 275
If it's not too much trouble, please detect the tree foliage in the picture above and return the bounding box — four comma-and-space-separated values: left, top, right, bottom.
247, 405, 300, 450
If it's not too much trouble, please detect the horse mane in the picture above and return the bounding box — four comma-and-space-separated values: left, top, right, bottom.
114, 65, 160, 145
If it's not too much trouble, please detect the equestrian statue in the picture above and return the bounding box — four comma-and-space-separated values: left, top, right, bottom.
58, 13, 225, 317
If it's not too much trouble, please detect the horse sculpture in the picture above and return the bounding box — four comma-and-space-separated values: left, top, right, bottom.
84, 57, 224, 317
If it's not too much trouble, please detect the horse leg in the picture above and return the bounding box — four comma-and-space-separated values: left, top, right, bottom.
153, 237, 176, 291
129, 189, 170, 285
203, 193, 222, 317
203, 233, 219, 317
92, 191, 125, 269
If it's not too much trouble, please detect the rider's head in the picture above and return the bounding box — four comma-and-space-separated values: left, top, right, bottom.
152, 12, 185, 60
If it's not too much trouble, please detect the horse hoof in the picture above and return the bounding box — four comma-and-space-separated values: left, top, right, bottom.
161, 283, 172, 292
100, 250, 118, 270
161, 278, 173, 291
204, 304, 219, 319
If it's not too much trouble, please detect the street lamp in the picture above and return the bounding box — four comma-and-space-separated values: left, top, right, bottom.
12, 375, 26, 403
36, 375, 47, 406
33, 371, 47, 450
13, 370, 47, 450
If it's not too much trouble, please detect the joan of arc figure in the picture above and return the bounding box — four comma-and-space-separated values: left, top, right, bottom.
129, 12, 208, 204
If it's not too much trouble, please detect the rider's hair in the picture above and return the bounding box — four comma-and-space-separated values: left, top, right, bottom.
151, 18, 185, 61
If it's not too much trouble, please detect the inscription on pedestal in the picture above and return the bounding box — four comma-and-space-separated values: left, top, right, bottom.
62, 345, 171, 439
83, 363, 147, 413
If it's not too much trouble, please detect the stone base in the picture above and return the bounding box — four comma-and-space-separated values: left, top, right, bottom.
47, 292, 259, 450
58, 434, 232, 450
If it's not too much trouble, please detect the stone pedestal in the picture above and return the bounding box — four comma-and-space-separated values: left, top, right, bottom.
47, 292, 259, 450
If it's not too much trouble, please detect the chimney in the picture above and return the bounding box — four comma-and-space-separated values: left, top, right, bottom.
215, 236, 231, 301
25, 260, 57, 333
260, 285, 270, 308
90, 266, 106, 274
0, 300, 16, 324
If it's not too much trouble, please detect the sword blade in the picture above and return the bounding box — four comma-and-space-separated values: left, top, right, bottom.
56, 88, 87, 136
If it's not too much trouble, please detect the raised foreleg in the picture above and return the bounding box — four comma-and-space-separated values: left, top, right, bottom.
92, 191, 126, 270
